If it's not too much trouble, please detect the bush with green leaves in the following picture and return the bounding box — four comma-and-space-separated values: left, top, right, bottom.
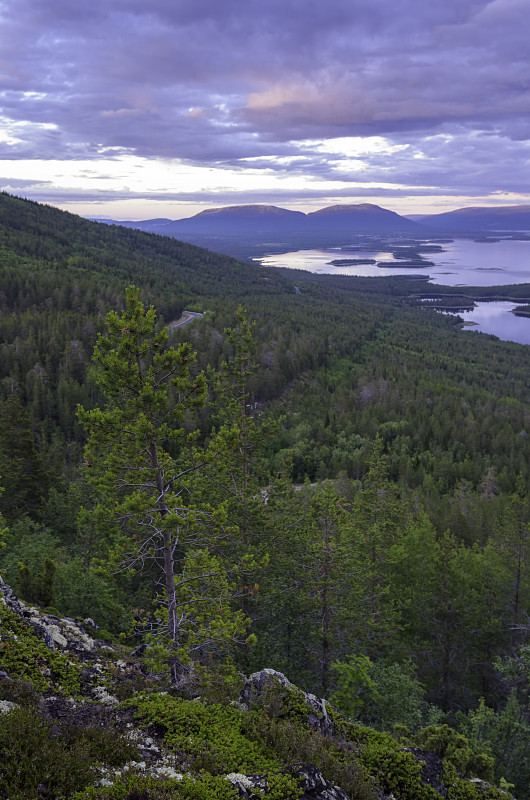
0, 517, 60, 603
0, 518, 130, 632
412, 724, 495, 783
132, 691, 374, 800
455, 694, 530, 799
71, 773, 240, 800
240, 711, 375, 800
132, 693, 281, 775
328, 712, 510, 800
443, 763, 512, 800
0, 704, 138, 800
330, 656, 444, 734
54, 557, 131, 633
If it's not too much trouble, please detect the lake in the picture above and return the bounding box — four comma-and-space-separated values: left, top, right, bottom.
258, 238, 530, 345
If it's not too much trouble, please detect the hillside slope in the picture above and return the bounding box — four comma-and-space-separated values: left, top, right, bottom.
0, 577, 513, 800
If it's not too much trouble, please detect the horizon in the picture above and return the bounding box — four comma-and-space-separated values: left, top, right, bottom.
1, 1, 529, 221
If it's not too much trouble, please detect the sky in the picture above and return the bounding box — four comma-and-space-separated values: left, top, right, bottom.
1, 0, 529, 220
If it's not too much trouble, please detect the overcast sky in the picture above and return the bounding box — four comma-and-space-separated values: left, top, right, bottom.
1, 0, 529, 219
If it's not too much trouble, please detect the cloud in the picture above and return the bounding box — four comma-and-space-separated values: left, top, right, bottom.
0, 0, 528, 206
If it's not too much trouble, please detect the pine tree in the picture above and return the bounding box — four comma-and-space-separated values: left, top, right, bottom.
77, 287, 249, 687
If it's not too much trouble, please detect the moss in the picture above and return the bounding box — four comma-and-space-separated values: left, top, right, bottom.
130, 694, 303, 798
413, 725, 495, 782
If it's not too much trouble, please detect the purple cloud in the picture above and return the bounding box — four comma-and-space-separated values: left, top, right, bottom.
0, 0, 529, 205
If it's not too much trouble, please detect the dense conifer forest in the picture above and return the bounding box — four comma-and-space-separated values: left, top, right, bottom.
1, 191, 530, 798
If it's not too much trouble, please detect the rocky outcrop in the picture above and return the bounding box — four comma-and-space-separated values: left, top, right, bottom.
239, 668, 335, 737
237, 669, 514, 800
0, 573, 97, 652
290, 763, 350, 800
0, 588, 516, 800
226, 763, 349, 800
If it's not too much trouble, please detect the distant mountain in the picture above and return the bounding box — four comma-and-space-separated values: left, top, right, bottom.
166, 205, 308, 234
99, 203, 420, 239
306, 203, 420, 232
93, 218, 176, 235
409, 205, 530, 231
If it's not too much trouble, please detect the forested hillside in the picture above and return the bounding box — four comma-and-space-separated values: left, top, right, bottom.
1, 192, 530, 798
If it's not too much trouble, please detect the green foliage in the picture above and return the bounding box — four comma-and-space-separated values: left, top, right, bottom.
330, 655, 380, 718
361, 744, 438, 800
413, 724, 494, 782
0, 494, 6, 549
0, 704, 138, 800
0, 394, 49, 521
54, 558, 131, 633
133, 690, 376, 800
78, 287, 248, 686
0, 518, 129, 631
455, 691, 530, 798
1, 192, 530, 799
0, 603, 81, 692
241, 712, 375, 800
71, 773, 240, 799
17, 556, 56, 606
133, 693, 280, 775
128, 694, 303, 798
331, 657, 437, 734
0, 517, 60, 588
443, 763, 510, 800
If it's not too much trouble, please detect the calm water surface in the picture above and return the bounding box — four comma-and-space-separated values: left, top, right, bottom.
443, 302, 530, 346
258, 238, 530, 345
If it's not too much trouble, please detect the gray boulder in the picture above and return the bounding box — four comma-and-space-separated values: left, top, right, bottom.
239, 668, 335, 737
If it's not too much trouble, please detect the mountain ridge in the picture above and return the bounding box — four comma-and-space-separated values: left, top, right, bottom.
408, 204, 530, 231
97, 202, 420, 241
96, 202, 530, 241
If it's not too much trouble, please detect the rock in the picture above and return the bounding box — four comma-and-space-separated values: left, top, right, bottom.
290, 763, 350, 799
0, 700, 17, 714
48, 624, 69, 648
29, 620, 56, 650
239, 668, 294, 709
303, 691, 336, 738
226, 772, 268, 798
238, 668, 335, 737
0, 575, 24, 615
1, 576, 97, 653
92, 685, 120, 706
226, 764, 349, 800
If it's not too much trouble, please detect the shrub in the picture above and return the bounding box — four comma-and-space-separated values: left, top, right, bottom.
0, 705, 138, 800
71, 773, 239, 799
413, 724, 495, 782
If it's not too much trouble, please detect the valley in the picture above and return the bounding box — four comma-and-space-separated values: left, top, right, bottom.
1, 192, 530, 799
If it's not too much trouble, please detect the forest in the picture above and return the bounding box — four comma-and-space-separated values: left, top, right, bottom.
1, 191, 530, 799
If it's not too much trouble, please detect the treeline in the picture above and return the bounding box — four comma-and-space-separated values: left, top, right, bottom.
1, 193, 530, 796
